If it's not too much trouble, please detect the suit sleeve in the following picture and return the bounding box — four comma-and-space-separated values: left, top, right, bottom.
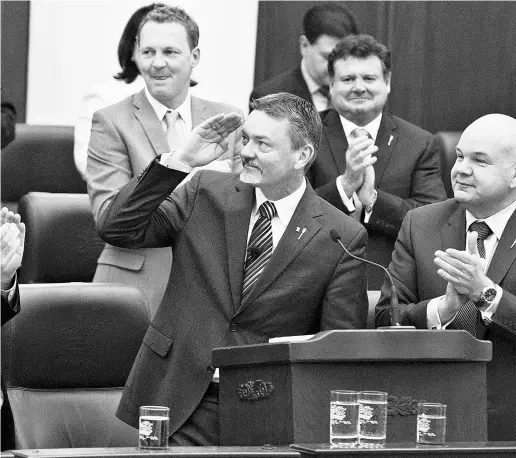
491, 291, 516, 336
375, 210, 431, 328
86, 110, 135, 223
367, 134, 447, 238
97, 158, 197, 249
2, 280, 20, 326
320, 225, 369, 330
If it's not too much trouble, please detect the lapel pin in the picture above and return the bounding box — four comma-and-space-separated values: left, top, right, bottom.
297, 228, 307, 240
388, 135, 394, 146
511, 239, 516, 248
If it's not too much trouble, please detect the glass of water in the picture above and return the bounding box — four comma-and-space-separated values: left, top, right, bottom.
139, 405, 170, 449
417, 402, 446, 445
358, 391, 388, 447
330, 390, 359, 446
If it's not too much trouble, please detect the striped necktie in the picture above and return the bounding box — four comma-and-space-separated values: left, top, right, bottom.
448, 220, 492, 337
242, 201, 277, 300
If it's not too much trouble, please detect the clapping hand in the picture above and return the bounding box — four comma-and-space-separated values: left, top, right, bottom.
177, 112, 243, 168
340, 135, 378, 197
1, 207, 25, 290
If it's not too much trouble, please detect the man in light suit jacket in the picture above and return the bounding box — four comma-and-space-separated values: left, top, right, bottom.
376, 114, 516, 440
308, 35, 446, 288
87, 5, 241, 317
250, 3, 359, 112
98, 93, 369, 445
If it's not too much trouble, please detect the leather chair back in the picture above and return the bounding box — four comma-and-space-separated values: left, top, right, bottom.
17, 192, 104, 283
1, 124, 85, 211
434, 131, 462, 198
1, 283, 150, 449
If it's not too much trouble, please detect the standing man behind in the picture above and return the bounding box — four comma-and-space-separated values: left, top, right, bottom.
87, 5, 241, 317
309, 34, 446, 288
98, 93, 369, 445
376, 114, 516, 440
250, 3, 359, 112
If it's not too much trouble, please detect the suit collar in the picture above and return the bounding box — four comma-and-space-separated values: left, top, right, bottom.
132, 90, 170, 157
292, 66, 313, 102
321, 109, 348, 176
235, 182, 323, 314
441, 201, 467, 251
488, 208, 516, 283
373, 113, 398, 185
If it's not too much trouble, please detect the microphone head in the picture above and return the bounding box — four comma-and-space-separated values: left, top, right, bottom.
330, 229, 340, 242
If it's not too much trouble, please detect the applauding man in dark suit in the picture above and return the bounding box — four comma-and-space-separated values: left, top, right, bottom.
98, 93, 368, 445
308, 34, 446, 288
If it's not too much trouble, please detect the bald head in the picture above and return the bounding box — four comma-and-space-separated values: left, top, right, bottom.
452, 114, 516, 218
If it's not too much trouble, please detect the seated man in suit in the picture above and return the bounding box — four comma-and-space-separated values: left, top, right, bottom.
375, 114, 516, 440
250, 3, 359, 112
1, 207, 25, 451
308, 34, 446, 288
86, 5, 242, 317
98, 93, 369, 445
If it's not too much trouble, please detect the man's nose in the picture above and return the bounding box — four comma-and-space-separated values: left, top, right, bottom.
152, 54, 166, 68
353, 78, 366, 92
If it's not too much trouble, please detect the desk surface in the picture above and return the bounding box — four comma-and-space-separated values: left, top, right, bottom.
11, 446, 298, 458
11, 443, 516, 458
291, 442, 516, 456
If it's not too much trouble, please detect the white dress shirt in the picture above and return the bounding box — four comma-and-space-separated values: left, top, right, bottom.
335, 113, 382, 223
427, 199, 516, 329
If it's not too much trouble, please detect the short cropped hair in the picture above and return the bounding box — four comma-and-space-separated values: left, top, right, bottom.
137, 5, 199, 50
328, 34, 391, 79
250, 93, 322, 168
115, 3, 165, 83
303, 3, 359, 43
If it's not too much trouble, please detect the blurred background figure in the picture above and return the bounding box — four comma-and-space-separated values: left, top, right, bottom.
1, 207, 25, 451
250, 2, 359, 112
1, 97, 16, 148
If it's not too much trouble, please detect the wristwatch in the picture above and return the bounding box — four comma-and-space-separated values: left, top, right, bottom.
474, 284, 498, 308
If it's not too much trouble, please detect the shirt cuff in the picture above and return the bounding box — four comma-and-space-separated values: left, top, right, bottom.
336, 177, 357, 212
160, 151, 193, 173
1, 273, 17, 305
479, 284, 502, 324
427, 295, 448, 329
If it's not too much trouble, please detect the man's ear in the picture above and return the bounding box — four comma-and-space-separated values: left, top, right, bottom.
295, 144, 315, 170
299, 35, 310, 57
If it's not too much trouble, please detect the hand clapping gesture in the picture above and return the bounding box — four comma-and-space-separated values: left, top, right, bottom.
1, 207, 26, 290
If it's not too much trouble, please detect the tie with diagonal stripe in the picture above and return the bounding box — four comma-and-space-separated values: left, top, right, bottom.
241, 201, 277, 300
448, 220, 492, 337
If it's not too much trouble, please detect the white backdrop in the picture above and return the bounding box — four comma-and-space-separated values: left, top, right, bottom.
26, 0, 259, 125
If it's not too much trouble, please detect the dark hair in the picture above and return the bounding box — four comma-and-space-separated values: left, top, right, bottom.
114, 3, 166, 83
250, 93, 322, 168
303, 3, 359, 44
328, 34, 391, 79
137, 5, 199, 50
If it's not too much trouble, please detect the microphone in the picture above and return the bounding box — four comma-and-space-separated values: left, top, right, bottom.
329, 229, 403, 327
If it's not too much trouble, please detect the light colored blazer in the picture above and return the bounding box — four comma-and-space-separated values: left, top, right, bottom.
86, 90, 241, 316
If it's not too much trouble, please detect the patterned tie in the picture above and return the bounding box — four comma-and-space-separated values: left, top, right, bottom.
242, 201, 277, 299
448, 220, 492, 337
164, 110, 185, 151
319, 85, 333, 110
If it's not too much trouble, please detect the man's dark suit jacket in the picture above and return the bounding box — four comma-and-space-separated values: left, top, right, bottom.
308, 109, 447, 289
98, 159, 369, 435
1, 282, 20, 451
250, 66, 312, 106
375, 199, 516, 441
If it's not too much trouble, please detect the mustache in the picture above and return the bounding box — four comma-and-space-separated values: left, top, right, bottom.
242, 159, 261, 170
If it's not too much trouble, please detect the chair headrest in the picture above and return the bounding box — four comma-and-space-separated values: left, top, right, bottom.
2, 283, 150, 388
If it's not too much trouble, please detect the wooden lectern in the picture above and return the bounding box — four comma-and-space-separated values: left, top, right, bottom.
212, 330, 492, 446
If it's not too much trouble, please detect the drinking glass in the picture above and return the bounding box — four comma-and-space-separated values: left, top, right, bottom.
330, 390, 359, 446
358, 391, 388, 447
417, 402, 447, 445
139, 405, 170, 449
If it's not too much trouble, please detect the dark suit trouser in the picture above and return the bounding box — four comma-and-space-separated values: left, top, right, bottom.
169, 382, 220, 446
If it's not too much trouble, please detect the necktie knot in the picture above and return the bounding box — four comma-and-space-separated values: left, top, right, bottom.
164, 110, 179, 128
351, 127, 370, 139
469, 221, 492, 241
259, 201, 276, 220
